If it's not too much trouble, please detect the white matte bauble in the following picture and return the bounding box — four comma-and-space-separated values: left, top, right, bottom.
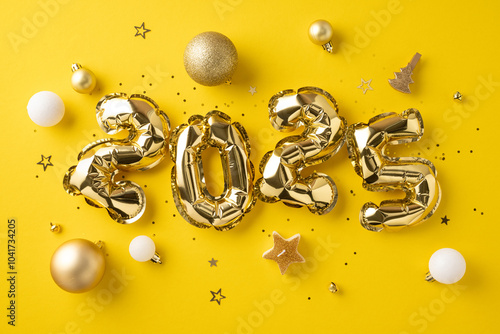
428, 248, 466, 284
27, 91, 65, 127
129, 235, 162, 263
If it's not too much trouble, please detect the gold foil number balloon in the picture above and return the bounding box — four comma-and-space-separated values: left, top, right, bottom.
170, 111, 255, 231
63, 93, 170, 224
346, 109, 441, 232
256, 87, 347, 214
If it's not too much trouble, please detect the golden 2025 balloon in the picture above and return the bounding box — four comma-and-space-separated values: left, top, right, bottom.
346, 109, 441, 232
170, 110, 255, 231
63, 93, 170, 224
256, 87, 347, 215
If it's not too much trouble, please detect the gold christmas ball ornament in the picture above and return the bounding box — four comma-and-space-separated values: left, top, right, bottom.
50, 239, 106, 293
50, 222, 61, 233
308, 20, 334, 53
71, 63, 97, 94
183, 32, 238, 86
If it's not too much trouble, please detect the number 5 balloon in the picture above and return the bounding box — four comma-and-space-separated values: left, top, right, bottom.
63, 93, 170, 224
346, 109, 441, 231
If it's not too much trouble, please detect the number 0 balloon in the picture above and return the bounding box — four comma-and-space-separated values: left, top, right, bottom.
170, 110, 255, 231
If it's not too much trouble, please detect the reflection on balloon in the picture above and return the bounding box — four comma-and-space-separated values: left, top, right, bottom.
346, 109, 441, 232
170, 110, 255, 231
63, 93, 171, 224
256, 87, 347, 215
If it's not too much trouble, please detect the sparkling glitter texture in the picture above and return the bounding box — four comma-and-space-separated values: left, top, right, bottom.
183, 31, 238, 86
263, 231, 305, 275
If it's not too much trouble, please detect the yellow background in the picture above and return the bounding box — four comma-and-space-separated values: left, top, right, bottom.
2, 0, 500, 333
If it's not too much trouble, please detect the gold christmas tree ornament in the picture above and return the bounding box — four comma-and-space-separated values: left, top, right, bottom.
388, 53, 421, 93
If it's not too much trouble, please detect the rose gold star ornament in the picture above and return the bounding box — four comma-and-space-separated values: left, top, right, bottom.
263, 231, 305, 275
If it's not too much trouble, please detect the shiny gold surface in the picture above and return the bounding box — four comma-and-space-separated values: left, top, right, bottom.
50, 239, 106, 293
170, 110, 255, 231
425, 272, 436, 282
50, 222, 61, 233
63, 93, 170, 224
151, 252, 162, 264
346, 109, 441, 232
70, 63, 97, 94
256, 87, 347, 215
262, 231, 305, 275
183, 32, 238, 86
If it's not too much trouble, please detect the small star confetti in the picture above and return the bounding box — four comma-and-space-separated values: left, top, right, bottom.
357, 78, 374, 94
209, 258, 218, 267
37, 155, 53, 171
263, 231, 305, 275
134, 22, 151, 39
441, 215, 450, 225
210, 288, 226, 305
248, 86, 257, 95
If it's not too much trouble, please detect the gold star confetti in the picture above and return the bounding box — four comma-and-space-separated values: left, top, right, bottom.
263, 231, 305, 275
248, 86, 257, 95
357, 78, 374, 94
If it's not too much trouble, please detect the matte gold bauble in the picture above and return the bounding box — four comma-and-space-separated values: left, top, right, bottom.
50, 239, 105, 293
183, 32, 238, 86
308, 20, 334, 53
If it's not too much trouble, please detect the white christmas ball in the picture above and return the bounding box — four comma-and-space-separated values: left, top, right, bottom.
129, 235, 156, 262
429, 248, 466, 284
27, 91, 65, 127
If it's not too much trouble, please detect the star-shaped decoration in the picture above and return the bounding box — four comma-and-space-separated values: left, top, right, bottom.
210, 288, 226, 305
441, 215, 450, 225
357, 78, 374, 94
248, 86, 257, 95
37, 155, 54, 171
263, 231, 305, 275
209, 258, 218, 267
134, 22, 151, 39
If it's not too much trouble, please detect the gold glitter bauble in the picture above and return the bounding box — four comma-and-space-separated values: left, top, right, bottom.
183, 32, 238, 86
50, 239, 105, 293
